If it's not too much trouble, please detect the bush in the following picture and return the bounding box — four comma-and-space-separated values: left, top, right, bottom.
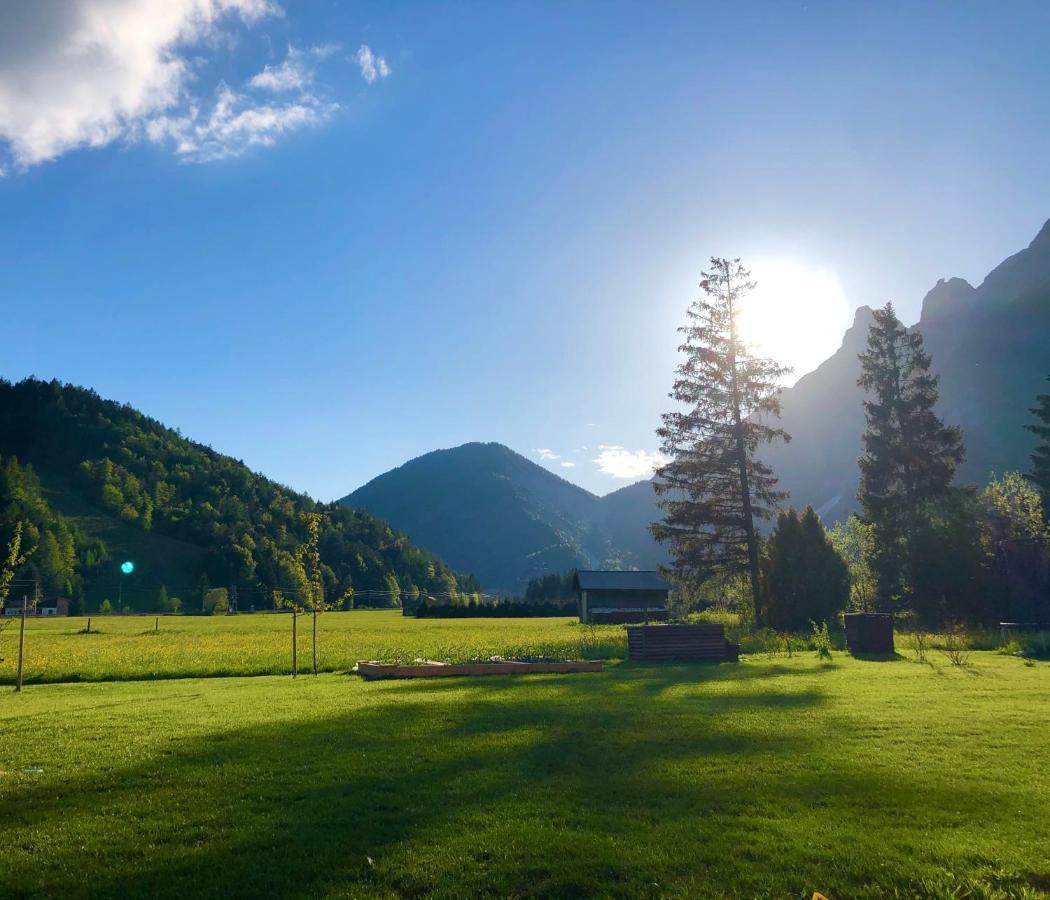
810, 621, 834, 660
203, 588, 229, 615
912, 629, 929, 663
415, 598, 576, 618
942, 627, 971, 667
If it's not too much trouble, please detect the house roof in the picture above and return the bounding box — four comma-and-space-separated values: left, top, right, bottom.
573, 570, 672, 592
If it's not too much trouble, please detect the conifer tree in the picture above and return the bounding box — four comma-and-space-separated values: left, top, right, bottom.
652, 258, 790, 621
857, 303, 964, 607
1026, 376, 1050, 514
759, 506, 849, 631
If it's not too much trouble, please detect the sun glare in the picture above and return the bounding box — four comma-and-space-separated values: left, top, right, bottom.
737, 259, 852, 384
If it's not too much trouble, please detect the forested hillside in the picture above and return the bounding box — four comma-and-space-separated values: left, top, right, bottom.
0, 379, 475, 611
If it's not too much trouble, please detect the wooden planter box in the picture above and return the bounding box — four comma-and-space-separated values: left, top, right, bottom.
845, 613, 895, 656
627, 624, 738, 662
355, 659, 603, 680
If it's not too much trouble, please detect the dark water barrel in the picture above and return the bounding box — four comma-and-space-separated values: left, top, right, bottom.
845, 613, 895, 655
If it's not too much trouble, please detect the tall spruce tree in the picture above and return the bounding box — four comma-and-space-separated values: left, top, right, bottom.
857, 303, 964, 607
1026, 376, 1050, 513
652, 258, 789, 621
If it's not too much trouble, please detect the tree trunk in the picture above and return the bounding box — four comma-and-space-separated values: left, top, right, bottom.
312, 609, 318, 676
726, 271, 763, 625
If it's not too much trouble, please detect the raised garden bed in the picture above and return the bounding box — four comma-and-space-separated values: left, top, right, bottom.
354, 658, 603, 680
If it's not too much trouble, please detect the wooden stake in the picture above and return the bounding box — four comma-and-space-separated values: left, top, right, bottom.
155, 616, 159, 633
16, 595, 26, 693
292, 607, 298, 678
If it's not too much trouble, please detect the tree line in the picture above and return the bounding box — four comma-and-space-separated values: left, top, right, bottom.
0, 379, 479, 613
653, 259, 1050, 630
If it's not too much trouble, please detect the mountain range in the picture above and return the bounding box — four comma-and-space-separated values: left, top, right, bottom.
341, 443, 667, 593
341, 220, 1050, 591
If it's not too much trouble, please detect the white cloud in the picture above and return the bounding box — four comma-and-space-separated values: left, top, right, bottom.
0, 2, 339, 169
146, 82, 334, 162
249, 44, 336, 92
593, 445, 668, 480
559, 461, 576, 469
354, 44, 390, 84
534, 448, 560, 461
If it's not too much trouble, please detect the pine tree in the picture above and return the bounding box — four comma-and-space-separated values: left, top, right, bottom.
1026, 377, 1050, 513
857, 303, 964, 607
652, 258, 790, 621
759, 506, 849, 631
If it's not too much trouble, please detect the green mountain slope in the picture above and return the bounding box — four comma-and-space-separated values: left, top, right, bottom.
0, 379, 473, 611
340, 442, 667, 593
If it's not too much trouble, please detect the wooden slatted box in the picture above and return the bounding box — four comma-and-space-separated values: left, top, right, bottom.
627, 623, 738, 662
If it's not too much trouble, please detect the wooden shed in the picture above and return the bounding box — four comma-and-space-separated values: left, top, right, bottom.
573, 570, 672, 624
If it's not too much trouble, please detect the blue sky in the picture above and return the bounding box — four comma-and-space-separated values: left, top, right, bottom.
1, 1, 1048, 499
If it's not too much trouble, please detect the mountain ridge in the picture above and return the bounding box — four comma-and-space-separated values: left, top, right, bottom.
340, 442, 667, 593
339, 219, 1050, 589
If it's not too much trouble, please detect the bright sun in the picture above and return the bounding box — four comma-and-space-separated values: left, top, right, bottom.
737, 259, 852, 384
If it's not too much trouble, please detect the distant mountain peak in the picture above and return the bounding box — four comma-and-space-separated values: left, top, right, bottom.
1030, 218, 1050, 250
919, 276, 976, 324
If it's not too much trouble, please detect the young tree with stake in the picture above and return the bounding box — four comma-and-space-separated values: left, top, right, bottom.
275, 512, 334, 676
652, 258, 790, 623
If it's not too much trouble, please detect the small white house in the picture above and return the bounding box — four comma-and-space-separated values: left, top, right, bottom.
2, 597, 70, 617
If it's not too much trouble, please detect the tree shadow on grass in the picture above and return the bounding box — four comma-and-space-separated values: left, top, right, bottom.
848, 652, 907, 662
0, 665, 1043, 899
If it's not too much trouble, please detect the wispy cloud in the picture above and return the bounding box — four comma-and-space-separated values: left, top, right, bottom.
0, 3, 347, 170
593, 445, 667, 480
560, 461, 576, 468
146, 82, 335, 163
249, 44, 337, 92
534, 448, 560, 461
355, 44, 390, 84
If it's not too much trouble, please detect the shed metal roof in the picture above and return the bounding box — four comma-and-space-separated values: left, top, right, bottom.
573, 570, 672, 592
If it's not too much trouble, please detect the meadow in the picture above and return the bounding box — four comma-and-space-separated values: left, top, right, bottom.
0, 611, 625, 684
1, 652, 1048, 898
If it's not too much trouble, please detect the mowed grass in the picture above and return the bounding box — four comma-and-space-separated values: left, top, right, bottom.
2, 654, 1048, 898
0, 611, 625, 684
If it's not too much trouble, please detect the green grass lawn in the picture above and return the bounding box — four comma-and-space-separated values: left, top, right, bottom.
2, 653, 1048, 898
0, 611, 625, 684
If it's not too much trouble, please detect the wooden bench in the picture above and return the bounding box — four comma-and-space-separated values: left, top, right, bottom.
627, 624, 738, 662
